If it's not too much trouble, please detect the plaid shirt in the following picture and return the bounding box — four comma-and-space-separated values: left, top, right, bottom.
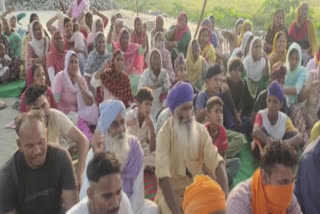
226, 179, 302, 214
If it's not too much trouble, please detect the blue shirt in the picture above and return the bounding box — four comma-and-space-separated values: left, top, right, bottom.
294, 140, 320, 213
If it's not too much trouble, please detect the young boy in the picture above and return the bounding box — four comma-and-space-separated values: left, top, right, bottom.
252, 63, 289, 123
126, 87, 156, 167
226, 57, 245, 112
195, 64, 240, 129
205, 96, 241, 185
252, 81, 303, 159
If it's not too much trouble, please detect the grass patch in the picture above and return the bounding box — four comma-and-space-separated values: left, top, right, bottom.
119, 0, 320, 41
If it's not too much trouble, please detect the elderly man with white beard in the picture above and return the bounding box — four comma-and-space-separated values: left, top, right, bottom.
79, 100, 159, 214
155, 81, 229, 214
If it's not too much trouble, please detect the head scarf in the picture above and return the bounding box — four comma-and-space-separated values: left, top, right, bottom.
240, 31, 254, 56
174, 53, 186, 72
314, 46, 320, 66
132, 17, 147, 45
244, 37, 266, 82
198, 26, 211, 45
186, 39, 206, 84
46, 31, 66, 74
251, 168, 294, 214
238, 19, 253, 47
62, 50, 98, 125
198, 26, 216, 64
28, 20, 49, 57
96, 99, 126, 134
154, 31, 166, 50
85, 32, 112, 76
235, 18, 244, 31
87, 18, 103, 46
167, 81, 193, 113
112, 28, 144, 74
100, 50, 134, 107
57, 13, 69, 35
175, 12, 189, 41
285, 42, 303, 73
268, 81, 284, 103
269, 31, 287, 66
183, 175, 226, 214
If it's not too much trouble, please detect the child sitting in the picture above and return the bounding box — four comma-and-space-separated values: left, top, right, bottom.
252, 81, 304, 160
205, 96, 241, 185
126, 87, 156, 169
0, 43, 11, 83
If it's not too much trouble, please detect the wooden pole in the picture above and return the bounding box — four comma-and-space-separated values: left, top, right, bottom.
136, 0, 139, 17
193, 0, 207, 39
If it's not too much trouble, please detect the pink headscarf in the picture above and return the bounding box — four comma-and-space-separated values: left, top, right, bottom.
112, 28, 144, 75
175, 12, 189, 41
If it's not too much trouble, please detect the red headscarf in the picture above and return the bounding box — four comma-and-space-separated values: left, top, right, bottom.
112, 28, 144, 75
175, 12, 189, 41
46, 31, 66, 75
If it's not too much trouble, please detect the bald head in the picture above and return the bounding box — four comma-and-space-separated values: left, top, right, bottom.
15, 110, 48, 169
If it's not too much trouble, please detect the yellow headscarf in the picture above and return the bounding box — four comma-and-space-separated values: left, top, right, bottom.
237, 19, 253, 47
186, 39, 206, 84
183, 175, 226, 214
269, 31, 287, 69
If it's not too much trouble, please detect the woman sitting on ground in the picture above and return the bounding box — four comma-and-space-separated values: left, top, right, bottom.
221, 18, 244, 54
288, 2, 317, 66
154, 31, 175, 83
107, 28, 144, 95
131, 17, 149, 67
26, 20, 50, 85
268, 31, 287, 69
166, 12, 191, 63
264, 9, 288, 54
237, 19, 253, 47
186, 39, 208, 92
20, 63, 57, 112
198, 26, 216, 65
151, 15, 166, 48
91, 50, 134, 107
53, 51, 97, 141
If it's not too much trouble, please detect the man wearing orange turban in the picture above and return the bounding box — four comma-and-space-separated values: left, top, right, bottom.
226, 140, 303, 214
183, 175, 226, 214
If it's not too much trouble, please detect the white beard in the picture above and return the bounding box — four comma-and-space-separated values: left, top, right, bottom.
173, 114, 199, 158
104, 130, 130, 169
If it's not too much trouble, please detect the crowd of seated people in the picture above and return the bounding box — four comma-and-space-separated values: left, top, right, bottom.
0, 1, 320, 213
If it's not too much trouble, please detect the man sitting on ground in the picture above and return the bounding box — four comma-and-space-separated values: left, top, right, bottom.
80, 100, 159, 214
226, 140, 302, 213
0, 110, 78, 214
67, 152, 132, 214
24, 84, 89, 185
155, 82, 228, 214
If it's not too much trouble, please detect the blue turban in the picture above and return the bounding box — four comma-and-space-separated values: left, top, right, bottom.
268, 81, 284, 103
97, 100, 126, 134
167, 81, 194, 113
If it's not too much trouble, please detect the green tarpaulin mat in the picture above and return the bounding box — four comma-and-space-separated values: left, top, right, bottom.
0, 80, 25, 98
232, 142, 259, 188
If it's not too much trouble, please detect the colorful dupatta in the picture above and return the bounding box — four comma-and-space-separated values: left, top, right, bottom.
198, 27, 216, 65
186, 40, 206, 85
175, 12, 189, 41
111, 28, 144, 75
269, 31, 287, 69
131, 17, 147, 48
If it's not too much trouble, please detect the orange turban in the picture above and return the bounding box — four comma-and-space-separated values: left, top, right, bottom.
183, 175, 226, 214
